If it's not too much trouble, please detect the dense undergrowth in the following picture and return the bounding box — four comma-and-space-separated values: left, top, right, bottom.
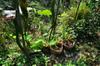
0, 0, 100, 66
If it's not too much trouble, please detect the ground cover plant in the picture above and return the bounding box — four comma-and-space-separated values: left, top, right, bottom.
0, 0, 100, 66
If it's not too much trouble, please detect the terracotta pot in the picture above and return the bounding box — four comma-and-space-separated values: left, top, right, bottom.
63, 40, 74, 50
50, 43, 63, 55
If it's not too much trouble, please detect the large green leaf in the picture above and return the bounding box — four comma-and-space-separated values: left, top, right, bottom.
37, 9, 52, 16
30, 39, 45, 50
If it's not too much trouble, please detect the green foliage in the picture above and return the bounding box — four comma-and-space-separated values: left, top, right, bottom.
0, 0, 100, 66
29, 1, 45, 9
53, 63, 62, 66
76, 53, 87, 66
49, 39, 57, 46
37, 9, 52, 16
9, 33, 16, 39
24, 33, 32, 41
31, 38, 45, 50
0, 35, 5, 44
58, 2, 90, 40
79, 2, 90, 15
59, 2, 90, 24
0, 0, 13, 8
66, 60, 76, 66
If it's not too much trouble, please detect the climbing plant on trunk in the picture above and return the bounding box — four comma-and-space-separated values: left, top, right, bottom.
13, 0, 31, 65
49, 0, 60, 40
